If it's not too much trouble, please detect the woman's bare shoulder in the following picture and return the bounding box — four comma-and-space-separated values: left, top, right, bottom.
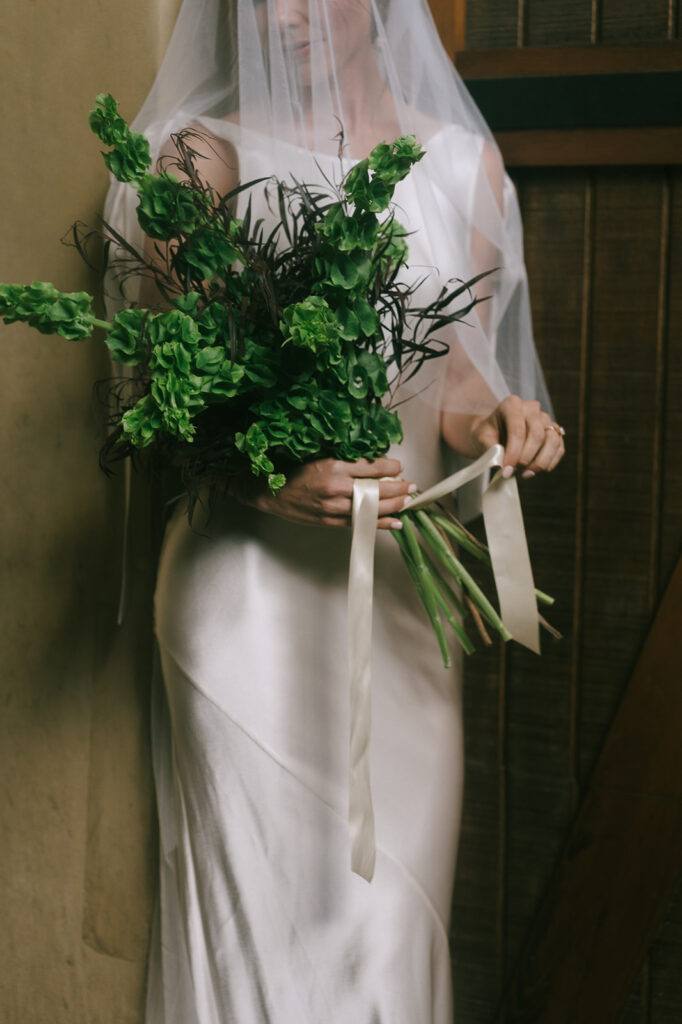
156, 119, 240, 194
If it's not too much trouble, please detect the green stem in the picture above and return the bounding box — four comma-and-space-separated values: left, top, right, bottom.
432, 512, 555, 608
408, 537, 475, 653
419, 547, 467, 619
411, 510, 512, 642
395, 521, 451, 668
428, 581, 475, 655
92, 318, 112, 331
432, 513, 492, 567
395, 531, 475, 657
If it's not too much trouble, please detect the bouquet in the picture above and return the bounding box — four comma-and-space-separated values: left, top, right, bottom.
0, 95, 555, 664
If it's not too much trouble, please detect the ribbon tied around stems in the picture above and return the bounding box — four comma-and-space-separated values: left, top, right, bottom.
348, 443, 539, 882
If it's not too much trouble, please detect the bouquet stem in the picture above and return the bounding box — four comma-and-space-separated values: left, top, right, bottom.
394, 500, 555, 667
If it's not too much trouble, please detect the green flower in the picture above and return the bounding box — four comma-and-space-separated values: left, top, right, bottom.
200, 358, 245, 398
121, 394, 163, 447
368, 136, 424, 186
174, 222, 241, 282
343, 161, 392, 214
0, 281, 96, 340
150, 371, 203, 441
147, 309, 202, 352
89, 93, 151, 184
106, 308, 148, 364
335, 298, 379, 341
316, 203, 378, 252
235, 423, 275, 476
280, 296, 341, 353
343, 136, 424, 212
137, 173, 208, 240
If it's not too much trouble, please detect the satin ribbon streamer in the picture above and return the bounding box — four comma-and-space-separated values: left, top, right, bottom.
348, 478, 380, 881
348, 443, 539, 882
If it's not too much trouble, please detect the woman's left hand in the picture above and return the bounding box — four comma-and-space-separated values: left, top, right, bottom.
468, 396, 566, 478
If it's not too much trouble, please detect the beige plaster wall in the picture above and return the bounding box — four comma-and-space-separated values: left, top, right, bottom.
1, 3, 181, 1021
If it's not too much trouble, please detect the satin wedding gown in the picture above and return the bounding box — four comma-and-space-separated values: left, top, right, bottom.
148, 125, 482, 1024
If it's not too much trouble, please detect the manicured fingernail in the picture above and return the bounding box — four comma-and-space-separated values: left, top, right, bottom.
522, 470, 536, 479
502, 465, 514, 479
391, 520, 403, 530
402, 496, 413, 508
407, 483, 418, 494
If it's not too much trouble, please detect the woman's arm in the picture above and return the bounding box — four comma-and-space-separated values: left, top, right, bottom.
441, 144, 565, 479
444, 396, 565, 478
139, 130, 240, 307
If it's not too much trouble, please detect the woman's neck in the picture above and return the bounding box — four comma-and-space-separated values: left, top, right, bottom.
305, 48, 398, 155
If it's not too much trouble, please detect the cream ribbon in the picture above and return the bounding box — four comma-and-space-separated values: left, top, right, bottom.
348, 478, 380, 881
348, 443, 539, 882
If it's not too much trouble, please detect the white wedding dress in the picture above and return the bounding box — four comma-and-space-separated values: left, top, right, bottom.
147, 125, 482, 1024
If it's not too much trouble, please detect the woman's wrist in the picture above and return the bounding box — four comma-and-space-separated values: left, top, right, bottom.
441, 410, 487, 459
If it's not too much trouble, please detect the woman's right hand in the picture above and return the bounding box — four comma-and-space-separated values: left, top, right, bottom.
229, 457, 415, 530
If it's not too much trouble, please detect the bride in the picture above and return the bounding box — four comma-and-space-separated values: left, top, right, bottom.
105, 2, 565, 1021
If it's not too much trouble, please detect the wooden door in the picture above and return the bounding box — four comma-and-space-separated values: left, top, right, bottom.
426, 3, 682, 1021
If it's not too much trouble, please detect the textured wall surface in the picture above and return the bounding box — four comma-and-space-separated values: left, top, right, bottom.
0, 3, 180, 1021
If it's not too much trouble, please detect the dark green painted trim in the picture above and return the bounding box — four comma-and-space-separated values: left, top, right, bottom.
466, 72, 682, 131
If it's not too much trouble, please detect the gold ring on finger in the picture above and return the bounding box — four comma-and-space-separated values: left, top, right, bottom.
544, 423, 566, 438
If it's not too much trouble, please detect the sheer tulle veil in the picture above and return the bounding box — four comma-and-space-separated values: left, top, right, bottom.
104, 0, 550, 431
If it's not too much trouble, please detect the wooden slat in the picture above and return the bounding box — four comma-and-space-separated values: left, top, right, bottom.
498, 558, 682, 1023
600, 0, 673, 44
524, 0, 593, 48
494, 127, 682, 166
455, 42, 682, 77
465, 0, 519, 50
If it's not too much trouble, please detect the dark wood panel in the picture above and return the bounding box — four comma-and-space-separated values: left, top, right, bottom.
494, 128, 682, 167
644, 167, 682, 1024
503, 773, 575, 970
466, 0, 519, 49
498, 169, 587, 994
450, 758, 505, 1023
499, 559, 682, 1024
451, 4, 682, 1020
525, 0, 594, 46
455, 43, 682, 78
600, 0, 674, 44
619, 978, 647, 1024
574, 172, 663, 780
650, 878, 682, 1023
660, 169, 682, 583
